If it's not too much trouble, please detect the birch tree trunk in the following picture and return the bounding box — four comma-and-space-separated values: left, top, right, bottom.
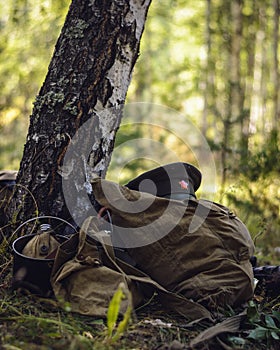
240, 0, 257, 166
9, 0, 152, 228
221, 0, 243, 188
272, 0, 280, 134
201, 0, 212, 138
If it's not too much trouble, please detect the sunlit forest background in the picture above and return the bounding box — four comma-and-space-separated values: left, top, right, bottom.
0, 0, 279, 263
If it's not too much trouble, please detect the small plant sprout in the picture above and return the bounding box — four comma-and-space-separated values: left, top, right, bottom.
105, 282, 132, 344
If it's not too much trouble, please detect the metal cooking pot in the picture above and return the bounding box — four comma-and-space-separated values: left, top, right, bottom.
11, 216, 77, 297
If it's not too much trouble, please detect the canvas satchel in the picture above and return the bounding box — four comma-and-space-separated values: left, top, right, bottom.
91, 178, 255, 313
51, 216, 144, 317
51, 216, 214, 321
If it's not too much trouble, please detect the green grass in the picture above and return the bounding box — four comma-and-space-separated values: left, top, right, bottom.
1, 274, 280, 349
1, 232, 280, 349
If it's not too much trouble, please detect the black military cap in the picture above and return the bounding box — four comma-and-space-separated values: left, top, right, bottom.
126, 162, 201, 199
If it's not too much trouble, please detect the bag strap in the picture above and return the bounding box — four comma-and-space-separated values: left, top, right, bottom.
92, 225, 213, 321
189, 311, 246, 347
80, 216, 213, 322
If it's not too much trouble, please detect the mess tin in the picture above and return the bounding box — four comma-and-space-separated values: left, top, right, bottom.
11, 216, 77, 296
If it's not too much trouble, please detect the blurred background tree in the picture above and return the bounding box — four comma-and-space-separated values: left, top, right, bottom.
0, 0, 279, 262
0, 0, 70, 168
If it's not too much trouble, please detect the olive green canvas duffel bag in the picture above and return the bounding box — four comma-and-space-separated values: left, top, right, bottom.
50, 178, 254, 320
51, 216, 214, 321
90, 178, 254, 313
51, 216, 144, 318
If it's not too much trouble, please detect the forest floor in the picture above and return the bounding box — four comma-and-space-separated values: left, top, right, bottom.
1, 258, 280, 350
1, 236, 280, 350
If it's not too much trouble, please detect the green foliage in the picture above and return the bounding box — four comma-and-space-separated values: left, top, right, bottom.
0, 0, 70, 170
0, 244, 279, 350
127, 0, 205, 110
246, 301, 280, 346
0, 117, 28, 170
0, 0, 279, 280
0, 292, 104, 349
226, 335, 246, 348
242, 130, 280, 180
0, 4, 280, 350
105, 282, 132, 344
1, 285, 280, 349
224, 130, 280, 264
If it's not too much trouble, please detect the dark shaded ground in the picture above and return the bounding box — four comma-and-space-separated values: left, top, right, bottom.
0, 281, 279, 350
1, 241, 280, 350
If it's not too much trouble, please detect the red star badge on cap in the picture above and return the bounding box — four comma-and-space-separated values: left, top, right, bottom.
179, 180, 188, 190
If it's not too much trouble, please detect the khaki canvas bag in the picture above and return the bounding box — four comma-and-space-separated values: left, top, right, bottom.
51, 178, 254, 321
91, 178, 255, 313
51, 217, 144, 317
51, 216, 214, 321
